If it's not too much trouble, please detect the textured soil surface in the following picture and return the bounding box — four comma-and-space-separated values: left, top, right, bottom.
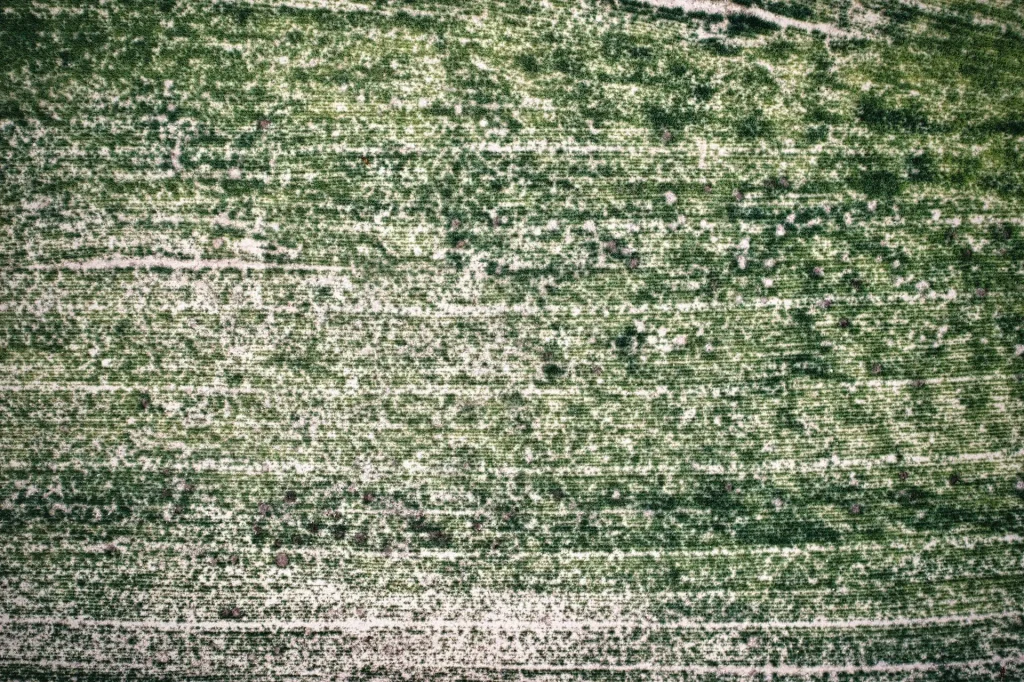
1, 0, 1024, 679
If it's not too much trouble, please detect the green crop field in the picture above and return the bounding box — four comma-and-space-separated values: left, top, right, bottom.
1, 0, 1023, 678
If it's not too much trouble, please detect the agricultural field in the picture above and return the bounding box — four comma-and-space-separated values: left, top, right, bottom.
1, 0, 1024, 678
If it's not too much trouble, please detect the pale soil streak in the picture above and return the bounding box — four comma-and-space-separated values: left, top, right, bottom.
8, 529, 1021, 553
471, 657, 1020, 674
0, 372, 1012, 397
634, 0, 866, 39
17, 256, 354, 274
2, 610, 1020, 632
2, 256, 1008, 312
6, 532, 1023, 560
2, 657, 1019, 677
3, 448, 1016, 476
1, 659, 1019, 678
1, 290, 1006, 317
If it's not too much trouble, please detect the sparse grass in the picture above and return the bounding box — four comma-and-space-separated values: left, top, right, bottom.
0, 0, 1023, 677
